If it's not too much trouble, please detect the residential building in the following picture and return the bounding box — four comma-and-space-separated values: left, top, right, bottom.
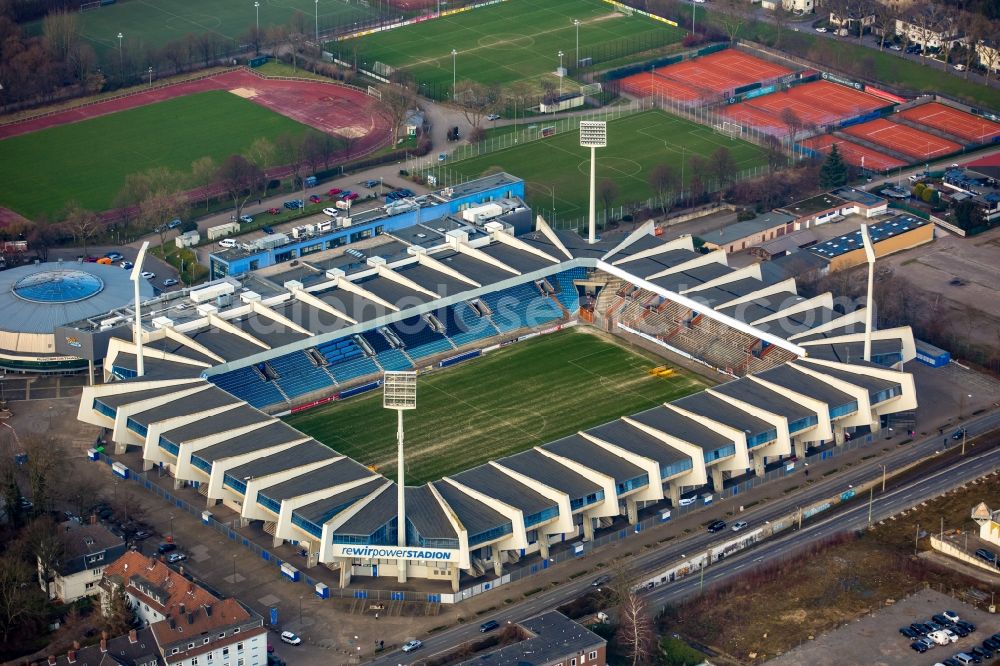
456, 612, 607, 666
100, 552, 267, 666
40, 521, 126, 603
975, 39, 1000, 74
46, 628, 162, 666
972, 502, 1000, 547
778, 189, 887, 231
894, 11, 966, 51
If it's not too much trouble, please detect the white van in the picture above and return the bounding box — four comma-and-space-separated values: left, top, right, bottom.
218, 238, 238, 248
927, 630, 951, 646
955, 654, 977, 665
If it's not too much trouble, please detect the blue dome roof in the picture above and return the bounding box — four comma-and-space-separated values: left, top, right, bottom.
13, 270, 105, 304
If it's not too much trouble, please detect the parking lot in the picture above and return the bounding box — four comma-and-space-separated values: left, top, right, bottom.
769, 589, 1000, 666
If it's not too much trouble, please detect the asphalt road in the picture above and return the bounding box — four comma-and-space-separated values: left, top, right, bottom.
370, 409, 1000, 665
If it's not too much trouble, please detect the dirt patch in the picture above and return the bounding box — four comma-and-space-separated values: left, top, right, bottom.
228, 87, 258, 99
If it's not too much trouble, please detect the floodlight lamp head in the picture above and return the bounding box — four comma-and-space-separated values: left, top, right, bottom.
130, 241, 149, 282
383, 371, 417, 410
579, 121, 607, 148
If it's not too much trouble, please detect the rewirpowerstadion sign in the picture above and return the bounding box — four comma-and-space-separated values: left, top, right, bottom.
333, 545, 458, 562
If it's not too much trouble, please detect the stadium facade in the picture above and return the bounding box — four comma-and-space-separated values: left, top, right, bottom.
73, 175, 917, 591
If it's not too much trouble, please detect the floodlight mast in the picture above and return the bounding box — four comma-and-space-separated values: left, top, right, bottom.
383, 371, 416, 583
860, 224, 876, 363
130, 242, 149, 377
579, 121, 607, 245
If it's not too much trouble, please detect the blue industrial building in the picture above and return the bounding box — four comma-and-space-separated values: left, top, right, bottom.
209, 173, 525, 280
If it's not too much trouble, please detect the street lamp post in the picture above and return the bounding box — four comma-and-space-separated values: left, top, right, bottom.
168, 513, 174, 540
314, 0, 319, 45
451, 49, 457, 99
573, 19, 580, 69
117, 32, 124, 79
254, 1, 260, 37
232, 554, 237, 583
557, 51, 564, 96
148, 66, 153, 87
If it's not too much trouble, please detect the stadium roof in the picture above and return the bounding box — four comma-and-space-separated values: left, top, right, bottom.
495, 449, 602, 500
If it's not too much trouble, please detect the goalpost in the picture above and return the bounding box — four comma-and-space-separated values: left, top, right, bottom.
713, 121, 744, 138
79, 1, 101, 11
616, 3, 634, 16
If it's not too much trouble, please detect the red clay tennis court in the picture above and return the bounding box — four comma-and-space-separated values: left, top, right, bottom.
897, 102, 1000, 144
802, 135, 907, 171
619, 49, 792, 102
843, 118, 962, 160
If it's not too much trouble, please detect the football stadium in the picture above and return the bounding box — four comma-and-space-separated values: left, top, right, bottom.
72, 173, 917, 593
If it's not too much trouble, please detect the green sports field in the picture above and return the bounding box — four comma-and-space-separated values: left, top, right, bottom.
0, 90, 319, 219
285, 328, 709, 485
46, 0, 376, 56
435, 109, 770, 221
339, 0, 684, 95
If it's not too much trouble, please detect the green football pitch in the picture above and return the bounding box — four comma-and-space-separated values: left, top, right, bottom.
0, 91, 319, 219
285, 328, 709, 485
54, 0, 376, 55
338, 0, 684, 95
433, 109, 770, 222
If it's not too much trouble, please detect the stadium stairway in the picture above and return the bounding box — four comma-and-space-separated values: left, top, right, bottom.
442, 303, 501, 348
388, 316, 455, 360
478, 282, 564, 333
359, 330, 415, 371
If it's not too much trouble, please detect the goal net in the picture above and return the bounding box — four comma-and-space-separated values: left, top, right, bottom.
617, 4, 634, 15
79, 1, 101, 11
713, 121, 743, 138
367, 85, 382, 101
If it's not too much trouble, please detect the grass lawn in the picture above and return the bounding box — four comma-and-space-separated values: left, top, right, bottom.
285, 328, 709, 484
37, 0, 376, 56
0, 90, 319, 219
436, 109, 769, 221
337, 0, 684, 97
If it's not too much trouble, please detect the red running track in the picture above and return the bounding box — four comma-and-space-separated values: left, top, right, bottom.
0, 70, 390, 158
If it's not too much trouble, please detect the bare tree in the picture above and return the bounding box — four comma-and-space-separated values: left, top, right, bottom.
189, 156, 218, 209
41, 10, 80, 63
607, 562, 655, 666
0, 552, 47, 645
21, 516, 65, 599
780, 108, 805, 149
981, 39, 1000, 82
649, 163, 679, 215
960, 14, 990, 77
710, 147, 737, 196
24, 434, 66, 515
597, 178, 620, 224
453, 79, 501, 130
216, 154, 264, 220
64, 202, 100, 257
714, 0, 746, 42
377, 82, 416, 146
872, 4, 897, 50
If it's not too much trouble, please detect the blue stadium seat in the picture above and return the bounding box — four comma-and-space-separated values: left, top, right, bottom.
269, 351, 335, 399
360, 331, 413, 371
478, 282, 563, 333
442, 304, 499, 347
552, 268, 585, 312
328, 356, 380, 383
387, 316, 454, 360
209, 366, 285, 409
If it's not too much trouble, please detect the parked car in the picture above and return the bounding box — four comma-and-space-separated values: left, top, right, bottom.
361, 179, 380, 188
678, 497, 696, 506
912, 641, 929, 653
280, 631, 301, 645
487, 113, 501, 121
707, 520, 726, 533
815, 26, 827, 32
163, 278, 179, 287
140, 271, 155, 280
261, 226, 275, 234
971, 646, 993, 660
267, 207, 281, 215
975, 548, 997, 564
239, 214, 254, 223
83, 255, 99, 262
133, 530, 153, 541
343, 192, 359, 201
218, 238, 238, 248
592, 574, 611, 587
166, 552, 187, 563
120, 261, 134, 270
105, 252, 123, 261
438, 153, 447, 162
322, 207, 340, 217
985, 638, 1000, 651
327, 188, 342, 196
731, 521, 748, 532
167, 218, 182, 229
957, 620, 977, 633
952, 429, 967, 440
901, 626, 920, 638
283, 199, 304, 209
943, 610, 960, 623
480, 620, 499, 633
889, 43, 902, 50
401, 640, 422, 653
953, 63, 966, 71
308, 195, 322, 204
157, 542, 177, 554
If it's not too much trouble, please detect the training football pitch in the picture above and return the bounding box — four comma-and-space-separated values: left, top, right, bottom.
0, 91, 318, 219
51, 0, 376, 55
285, 328, 709, 485
338, 0, 683, 94
435, 109, 770, 221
